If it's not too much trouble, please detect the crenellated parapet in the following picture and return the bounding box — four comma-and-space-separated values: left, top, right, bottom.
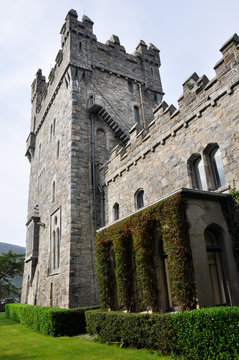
29, 9, 163, 142
100, 32, 239, 186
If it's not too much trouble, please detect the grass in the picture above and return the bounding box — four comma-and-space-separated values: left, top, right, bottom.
0, 313, 174, 360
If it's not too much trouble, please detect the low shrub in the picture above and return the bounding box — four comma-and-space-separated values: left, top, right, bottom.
173, 307, 239, 359
86, 307, 239, 359
5, 303, 99, 336
86, 310, 177, 354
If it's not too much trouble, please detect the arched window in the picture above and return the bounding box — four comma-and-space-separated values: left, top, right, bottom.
135, 189, 144, 209
113, 203, 119, 221
134, 106, 140, 124
50, 210, 61, 273
193, 156, 207, 190
188, 154, 207, 190
204, 227, 227, 305
52, 181, 55, 202
210, 146, 226, 189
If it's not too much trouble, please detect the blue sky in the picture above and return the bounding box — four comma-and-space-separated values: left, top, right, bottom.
1, 0, 239, 246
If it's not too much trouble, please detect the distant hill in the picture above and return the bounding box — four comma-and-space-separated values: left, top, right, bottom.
0, 242, 25, 301
0, 242, 25, 255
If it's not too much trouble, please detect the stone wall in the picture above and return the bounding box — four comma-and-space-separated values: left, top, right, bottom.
101, 34, 239, 226
22, 9, 164, 308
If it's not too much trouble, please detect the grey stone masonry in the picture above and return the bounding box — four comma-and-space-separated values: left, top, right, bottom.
22, 9, 239, 309
101, 34, 239, 225
22, 9, 164, 308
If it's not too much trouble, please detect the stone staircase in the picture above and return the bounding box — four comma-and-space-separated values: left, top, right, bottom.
88, 96, 130, 145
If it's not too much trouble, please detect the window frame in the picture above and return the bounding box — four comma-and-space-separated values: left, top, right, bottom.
135, 189, 144, 209
113, 202, 119, 221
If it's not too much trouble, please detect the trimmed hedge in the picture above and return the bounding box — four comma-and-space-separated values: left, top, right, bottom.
86, 307, 239, 359
5, 303, 99, 336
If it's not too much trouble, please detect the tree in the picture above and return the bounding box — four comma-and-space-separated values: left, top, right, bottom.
0, 250, 25, 300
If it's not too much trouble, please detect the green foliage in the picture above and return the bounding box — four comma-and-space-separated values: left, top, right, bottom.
5, 303, 99, 336
86, 307, 239, 359
230, 181, 239, 204
173, 307, 239, 359
96, 194, 196, 311
0, 250, 24, 299
221, 183, 239, 273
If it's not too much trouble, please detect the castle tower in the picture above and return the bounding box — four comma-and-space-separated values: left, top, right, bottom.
22, 9, 164, 308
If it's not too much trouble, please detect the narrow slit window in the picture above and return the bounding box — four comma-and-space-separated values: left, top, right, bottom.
128, 80, 134, 93
57, 140, 60, 159
52, 181, 55, 202
113, 203, 119, 221
53, 118, 56, 136
134, 106, 140, 124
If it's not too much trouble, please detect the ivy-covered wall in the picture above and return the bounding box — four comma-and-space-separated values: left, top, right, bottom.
224, 186, 239, 274
95, 194, 196, 312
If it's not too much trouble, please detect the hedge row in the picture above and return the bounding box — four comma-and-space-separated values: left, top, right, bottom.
86, 307, 239, 359
5, 303, 99, 336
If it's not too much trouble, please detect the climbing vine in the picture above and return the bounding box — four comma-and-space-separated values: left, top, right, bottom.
95, 194, 196, 312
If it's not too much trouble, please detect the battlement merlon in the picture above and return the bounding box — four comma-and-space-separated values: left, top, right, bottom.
31, 69, 46, 103
60, 10, 96, 44
28, 9, 163, 139
60, 10, 162, 85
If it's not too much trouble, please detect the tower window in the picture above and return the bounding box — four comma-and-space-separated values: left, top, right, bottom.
128, 80, 134, 93
57, 140, 60, 159
50, 209, 61, 273
53, 118, 56, 136
134, 106, 140, 124
135, 189, 144, 209
113, 203, 119, 221
52, 181, 55, 202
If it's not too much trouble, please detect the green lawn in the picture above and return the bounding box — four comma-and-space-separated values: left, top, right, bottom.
0, 313, 173, 360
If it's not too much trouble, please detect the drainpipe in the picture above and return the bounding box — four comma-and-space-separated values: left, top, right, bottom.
91, 113, 97, 233
90, 112, 98, 302
138, 83, 146, 129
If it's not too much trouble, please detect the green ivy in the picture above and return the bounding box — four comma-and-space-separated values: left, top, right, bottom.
221, 182, 239, 273
95, 194, 196, 312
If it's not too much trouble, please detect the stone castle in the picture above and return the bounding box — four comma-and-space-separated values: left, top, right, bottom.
21, 9, 239, 309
